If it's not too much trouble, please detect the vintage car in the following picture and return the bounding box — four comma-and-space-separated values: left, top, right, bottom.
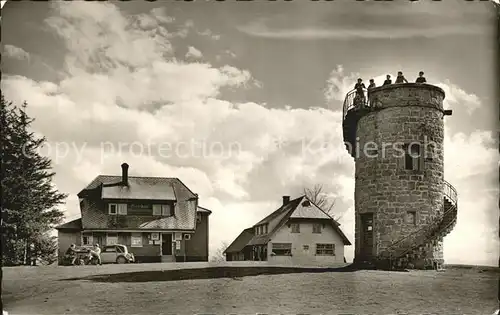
100, 244, 135, 264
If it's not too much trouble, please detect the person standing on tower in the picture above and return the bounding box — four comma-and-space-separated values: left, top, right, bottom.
367, 79, 376, 107
354, 78, 366, 95
415, 71, 427, 83
395, 71, 408, 84
383, 75, 392, 86
354, 78, 366, 109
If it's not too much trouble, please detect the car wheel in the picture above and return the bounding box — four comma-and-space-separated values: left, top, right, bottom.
116, 256, 127, 264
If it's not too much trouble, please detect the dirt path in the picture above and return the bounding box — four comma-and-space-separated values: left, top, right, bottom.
3, 264, 498, 314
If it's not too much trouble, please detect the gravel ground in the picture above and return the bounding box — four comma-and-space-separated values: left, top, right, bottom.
2, 262, 498, 315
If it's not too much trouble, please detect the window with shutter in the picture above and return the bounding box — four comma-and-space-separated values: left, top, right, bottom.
402, 143, 423, 171
82, 233, 93, 245
118, 204, 127, 215
411, 144, 421, 171
418, 145, 425, 171
161, 204, 172, 216
152, 204, 161, 216
108, 204, 118, 215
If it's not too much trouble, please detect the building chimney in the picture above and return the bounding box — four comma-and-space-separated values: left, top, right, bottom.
121, 163, 129, 186
282, 196, 290, 206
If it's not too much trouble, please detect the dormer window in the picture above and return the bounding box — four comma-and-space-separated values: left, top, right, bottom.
255, 225, 267, 235
118, 204, 127, 215
109, 204, 118, 215
152, 204, 173, 216
161, 204, 173, 216
109, 203, 127, 215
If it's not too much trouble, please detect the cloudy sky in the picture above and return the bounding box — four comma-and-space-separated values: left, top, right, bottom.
2, 0, 498, 265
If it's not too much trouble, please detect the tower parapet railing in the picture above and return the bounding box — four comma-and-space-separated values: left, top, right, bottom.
443, 180, 457, 205
342, 88, 369, 120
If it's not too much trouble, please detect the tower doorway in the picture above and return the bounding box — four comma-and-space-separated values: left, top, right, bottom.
360, 213, 374, 260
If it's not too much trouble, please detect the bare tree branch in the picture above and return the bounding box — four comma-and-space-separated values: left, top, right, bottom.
210, 241, 230, 262
303, 184, 342, 222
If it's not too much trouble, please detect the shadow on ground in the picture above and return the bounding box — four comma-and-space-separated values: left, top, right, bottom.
63, 264, 361, 283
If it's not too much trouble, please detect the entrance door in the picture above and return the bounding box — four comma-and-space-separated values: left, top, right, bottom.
161, 234, 172, 255
360, 213, 374, 260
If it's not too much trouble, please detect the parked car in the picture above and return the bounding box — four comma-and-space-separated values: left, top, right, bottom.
100, 244, 135, 264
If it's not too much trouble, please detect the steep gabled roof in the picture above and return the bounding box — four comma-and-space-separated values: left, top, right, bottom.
254, 196, 304, 226
77, 175, 196, 201
248, 195, 351, 246
78, 175, 198, 230
248, 196, 304, 245
55, 218, 82, 230
224, 228, 255, 254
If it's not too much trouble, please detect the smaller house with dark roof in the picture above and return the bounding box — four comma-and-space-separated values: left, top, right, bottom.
224, 195, 351, 264
55, 163, 211, 264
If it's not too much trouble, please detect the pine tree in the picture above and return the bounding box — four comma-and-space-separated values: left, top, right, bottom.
1, 94, 67, 265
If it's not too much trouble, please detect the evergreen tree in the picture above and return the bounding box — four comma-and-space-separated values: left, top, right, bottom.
1, 94, 67, 265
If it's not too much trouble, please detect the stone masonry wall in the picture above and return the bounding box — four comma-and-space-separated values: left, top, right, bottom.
353, 84, 446, 263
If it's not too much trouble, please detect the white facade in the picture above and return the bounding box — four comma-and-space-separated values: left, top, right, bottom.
267, 221, 345, 265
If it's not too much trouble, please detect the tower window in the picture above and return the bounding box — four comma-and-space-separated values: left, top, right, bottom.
404, 143, 422, 171
291, 223, 300, 233
405, 211, 417, 225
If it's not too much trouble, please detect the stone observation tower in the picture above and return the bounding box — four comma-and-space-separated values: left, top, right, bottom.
342, 83, 458, 270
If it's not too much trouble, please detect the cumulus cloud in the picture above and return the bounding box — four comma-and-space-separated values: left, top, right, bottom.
150, 7, 175, 24
3, 44, 30, 61
198, 29, 221, 40
324, 65, 385, 109
185, 46, 203, 59
437, 81, 482, 115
